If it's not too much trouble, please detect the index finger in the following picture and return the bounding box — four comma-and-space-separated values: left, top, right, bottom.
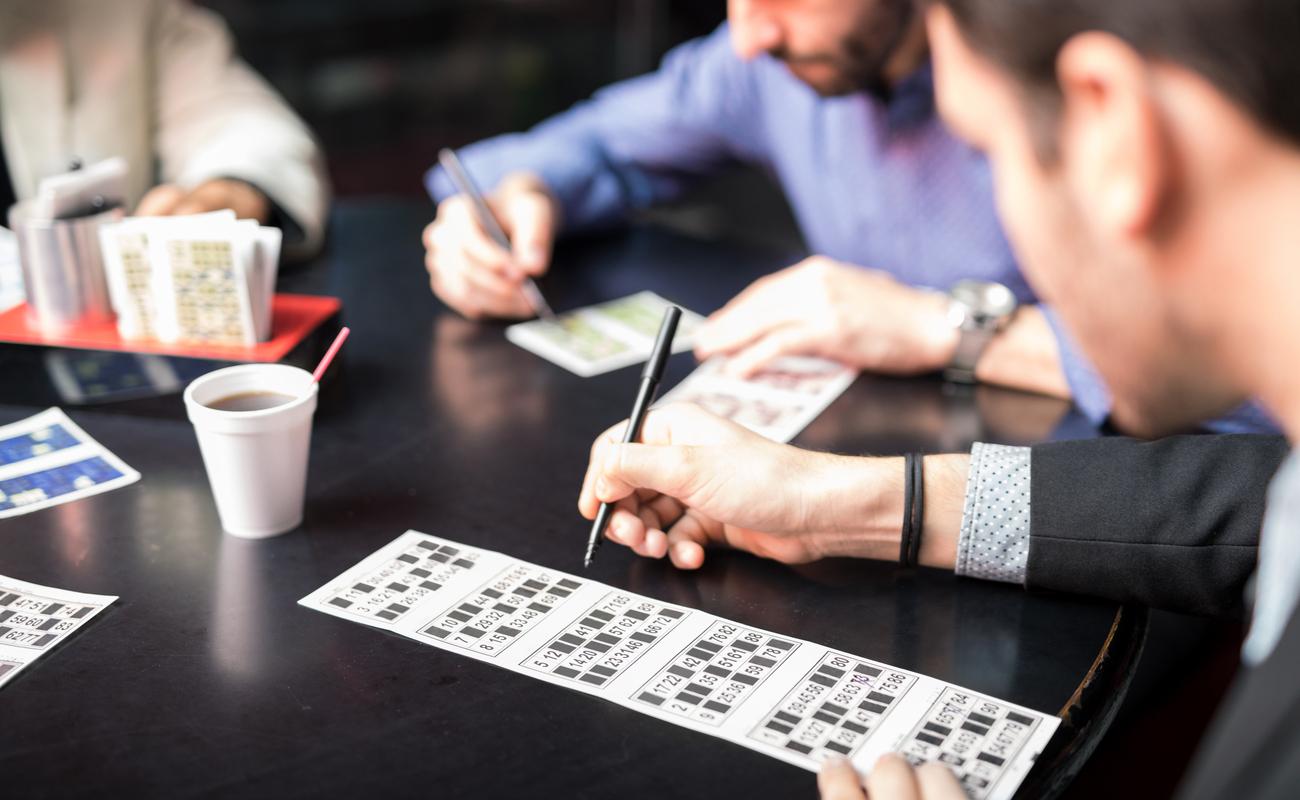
579, 420, 632, 517
695, 278, 802, 358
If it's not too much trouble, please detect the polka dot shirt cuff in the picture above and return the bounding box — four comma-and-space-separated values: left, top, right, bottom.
955, 443, 1031, 584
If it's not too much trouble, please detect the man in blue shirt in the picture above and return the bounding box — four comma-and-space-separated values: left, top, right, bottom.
422, 0, 1266, 431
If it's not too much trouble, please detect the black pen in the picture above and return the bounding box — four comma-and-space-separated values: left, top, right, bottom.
437, 148, 557, 323
584, 305, 683, 568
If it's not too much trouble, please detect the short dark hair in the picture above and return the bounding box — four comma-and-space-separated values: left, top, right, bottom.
935, 0, 1300, 153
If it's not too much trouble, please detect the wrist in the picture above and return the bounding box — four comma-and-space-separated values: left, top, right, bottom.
800, 453, 967, 570
802, 455, 907, 560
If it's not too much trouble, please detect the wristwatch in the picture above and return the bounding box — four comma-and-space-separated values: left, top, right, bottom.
943, 280, 1018, 383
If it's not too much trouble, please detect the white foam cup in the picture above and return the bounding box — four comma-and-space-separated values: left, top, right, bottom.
184, 364, 318, 538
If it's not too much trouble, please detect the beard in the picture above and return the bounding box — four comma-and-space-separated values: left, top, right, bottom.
768, 0, 917, 98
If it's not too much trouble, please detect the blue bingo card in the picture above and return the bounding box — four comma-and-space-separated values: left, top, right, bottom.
301, 531, 1061, 800
0, 575, 117, 689
0, 421, 81, 467
0, 408, 139, 519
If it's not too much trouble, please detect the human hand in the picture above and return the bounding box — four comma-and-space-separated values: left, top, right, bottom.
819, 755, 966, 800
578, 403, 904, 569
423, 171, 558, 320
694, 257, 958, 378
135, 178, 271, 222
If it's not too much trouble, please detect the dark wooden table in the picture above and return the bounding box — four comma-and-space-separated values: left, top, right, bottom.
0, 200, 1141, 799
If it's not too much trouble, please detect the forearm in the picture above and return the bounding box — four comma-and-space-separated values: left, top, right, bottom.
973, 305, 1072, 399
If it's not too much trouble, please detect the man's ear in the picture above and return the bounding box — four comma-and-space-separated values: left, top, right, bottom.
1056, 32, 1172, 241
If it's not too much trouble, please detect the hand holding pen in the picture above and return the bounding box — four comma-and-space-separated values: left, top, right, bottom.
428, 149, 558, 322
583, 305, 682, 567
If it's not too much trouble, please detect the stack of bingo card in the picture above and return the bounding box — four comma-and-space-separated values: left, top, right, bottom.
98, 211, 281, 346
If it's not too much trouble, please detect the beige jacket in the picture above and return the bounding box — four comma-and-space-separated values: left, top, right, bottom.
0, 0, 329, 258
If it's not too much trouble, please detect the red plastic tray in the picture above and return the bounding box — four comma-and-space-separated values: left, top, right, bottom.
0, 294, 341, 362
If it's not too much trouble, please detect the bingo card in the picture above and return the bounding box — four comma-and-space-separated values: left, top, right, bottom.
0, 575, 116, 689
658, 355, 857, 442
506, 291, 705, 377
302, 531, 1058, 800
0, 408, 140, 519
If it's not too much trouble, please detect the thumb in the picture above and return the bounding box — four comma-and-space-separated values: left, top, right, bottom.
502, 190, 555, 277
597, 442, 703, 506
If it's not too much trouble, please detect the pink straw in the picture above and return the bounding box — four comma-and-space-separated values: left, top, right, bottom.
311, 327, 350, 383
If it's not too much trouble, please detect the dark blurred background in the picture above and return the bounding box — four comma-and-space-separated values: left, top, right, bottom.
200, 0, 805, 249
203, 1, 724, 197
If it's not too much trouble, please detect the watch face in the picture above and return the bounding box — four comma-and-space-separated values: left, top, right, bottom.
952, 280, 1017, 323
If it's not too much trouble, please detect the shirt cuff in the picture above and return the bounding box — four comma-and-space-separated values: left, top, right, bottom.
955, 443, 1032, 584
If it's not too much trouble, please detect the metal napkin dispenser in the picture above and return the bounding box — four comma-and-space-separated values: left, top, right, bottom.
9, 199, 125, 334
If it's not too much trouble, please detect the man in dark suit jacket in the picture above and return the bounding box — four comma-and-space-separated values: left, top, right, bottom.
898, 0, 1300, 796
576, 0, 1300, 797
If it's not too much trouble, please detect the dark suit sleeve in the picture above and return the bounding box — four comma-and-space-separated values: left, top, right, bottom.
1027, 434, 1288, 617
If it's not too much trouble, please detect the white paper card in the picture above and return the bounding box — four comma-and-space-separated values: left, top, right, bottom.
302, 531, 1058, 800
0, 408, 140, 519
0, 575, 116, 689
658, 355, 857, 442
506, 291, 705, 377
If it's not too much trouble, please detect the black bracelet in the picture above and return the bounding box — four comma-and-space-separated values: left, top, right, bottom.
899, 453, 917, 566
909, 453, 925, 567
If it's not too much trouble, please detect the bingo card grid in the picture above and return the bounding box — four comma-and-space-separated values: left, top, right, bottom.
0, 587, 105, 650
633, 621, 799, 725
523, 591, 688, 688
168, 239, 246, 343
0, 457, 126, 513
536, 316, 631, 361
748, 652, 918, 762
901, 687, 1047, 799
322, 538, 482, 625
120, 233, 158, 335
418, 565, 583, 656
0, 424, 82, 467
